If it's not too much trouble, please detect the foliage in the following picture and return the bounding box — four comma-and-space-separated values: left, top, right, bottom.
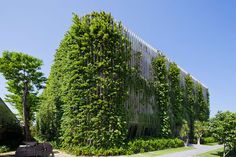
152, 54, 171, 137
180, 120, 190, 146
127, 138, 183, 154
63, 138, 184, 156
0, 145, 10, 153
36, 12, 131, 148
206, 89, 210, 120
35, 11, 210, 151
184, 74, 196, 141
194, 120, 207, 145
36, 72, 63, 141
202, 137, 217, 144
168, 62, 183, 136
36, 25, 69, 141
196, 84, 209, 121
151, 55, 209, 139
0, 51, 46, 141
209, 111, 236, 156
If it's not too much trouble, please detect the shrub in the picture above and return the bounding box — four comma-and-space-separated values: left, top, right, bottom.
127, 138, 183, 154
62, 138, 184, 156
0, 145, 10, 153
202, 137, 216, 144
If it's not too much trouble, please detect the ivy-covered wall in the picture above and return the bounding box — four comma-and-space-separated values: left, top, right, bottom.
37, 11, 209, 148
124, 27, 209, 139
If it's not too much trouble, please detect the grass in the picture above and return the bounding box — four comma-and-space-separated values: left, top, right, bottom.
204, 143, 219, 146
197, 148, 236, 157
197, 148, 223, 157
120, 146, 194, 157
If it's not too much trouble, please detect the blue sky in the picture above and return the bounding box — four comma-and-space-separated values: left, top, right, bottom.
0, 0, 236, 117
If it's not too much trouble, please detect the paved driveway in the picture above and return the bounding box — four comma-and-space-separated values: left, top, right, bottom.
158, 144, 223, 157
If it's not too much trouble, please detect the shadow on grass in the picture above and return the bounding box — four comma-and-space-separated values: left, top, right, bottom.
210, 151, 223, 156
210, 150, 236, 157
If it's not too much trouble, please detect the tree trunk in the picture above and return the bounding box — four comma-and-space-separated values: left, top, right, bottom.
184, 138, 189, 147
223, 143, 226, 157
23, 80, 31, 141
197, 137, 201, 145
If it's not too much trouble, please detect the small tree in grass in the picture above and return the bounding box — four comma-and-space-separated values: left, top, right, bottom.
180, 120, 190, 146
194, 120, 207, 145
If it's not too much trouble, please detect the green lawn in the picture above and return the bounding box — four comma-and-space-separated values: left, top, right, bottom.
197, 148, 223, 157
204, 143, 219, 146
197, 148, 236, 157
120, 147, 194, 157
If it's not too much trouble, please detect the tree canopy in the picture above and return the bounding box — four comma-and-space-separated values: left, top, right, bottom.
194, 120, 207, 145
0, 51, 46, 141
210, 111, 236, 156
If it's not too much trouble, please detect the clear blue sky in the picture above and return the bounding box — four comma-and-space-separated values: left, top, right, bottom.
1, 0, 236, 117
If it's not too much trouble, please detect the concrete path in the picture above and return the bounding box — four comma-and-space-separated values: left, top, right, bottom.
158, 144, 223, 157
0, 150, 75, 157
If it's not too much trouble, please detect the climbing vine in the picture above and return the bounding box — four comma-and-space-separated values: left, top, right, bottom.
58, 12, 131, 148
152, 54, 171, 137
36, 11, 210, 151
184, 74, 196, 141
168, 62, 183, 136
196, 84, 209, 122
36, 31, 70, 141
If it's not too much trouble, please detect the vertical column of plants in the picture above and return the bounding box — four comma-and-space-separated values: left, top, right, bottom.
60, 12, 131, 148
168, 62, 183, 137
36, 31, 73, 141
195, 84, 208, 121
152, 54, 171, 137
184, 74, 195, 141
206, 89, 210, 119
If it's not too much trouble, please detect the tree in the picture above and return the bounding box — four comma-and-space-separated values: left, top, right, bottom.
210, 111, 236, 157
0, 51, 46, 141
194, 120, 207, 145
180, 120, 190, 146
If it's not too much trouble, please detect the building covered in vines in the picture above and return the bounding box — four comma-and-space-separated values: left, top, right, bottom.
124, 27, 209, 139
36, 11, 209, 148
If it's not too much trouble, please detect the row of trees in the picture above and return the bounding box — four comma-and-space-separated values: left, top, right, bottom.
179, 111, 236, 157
152, 55, 210, 139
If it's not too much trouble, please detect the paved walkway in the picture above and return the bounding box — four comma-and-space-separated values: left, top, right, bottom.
158, 144, 223, 157
0, 150, 75, 157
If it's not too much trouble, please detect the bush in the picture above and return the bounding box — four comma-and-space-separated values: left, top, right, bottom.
62, 138, 184, 156
0, 145, 10, 153
202, 137, 217, 144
